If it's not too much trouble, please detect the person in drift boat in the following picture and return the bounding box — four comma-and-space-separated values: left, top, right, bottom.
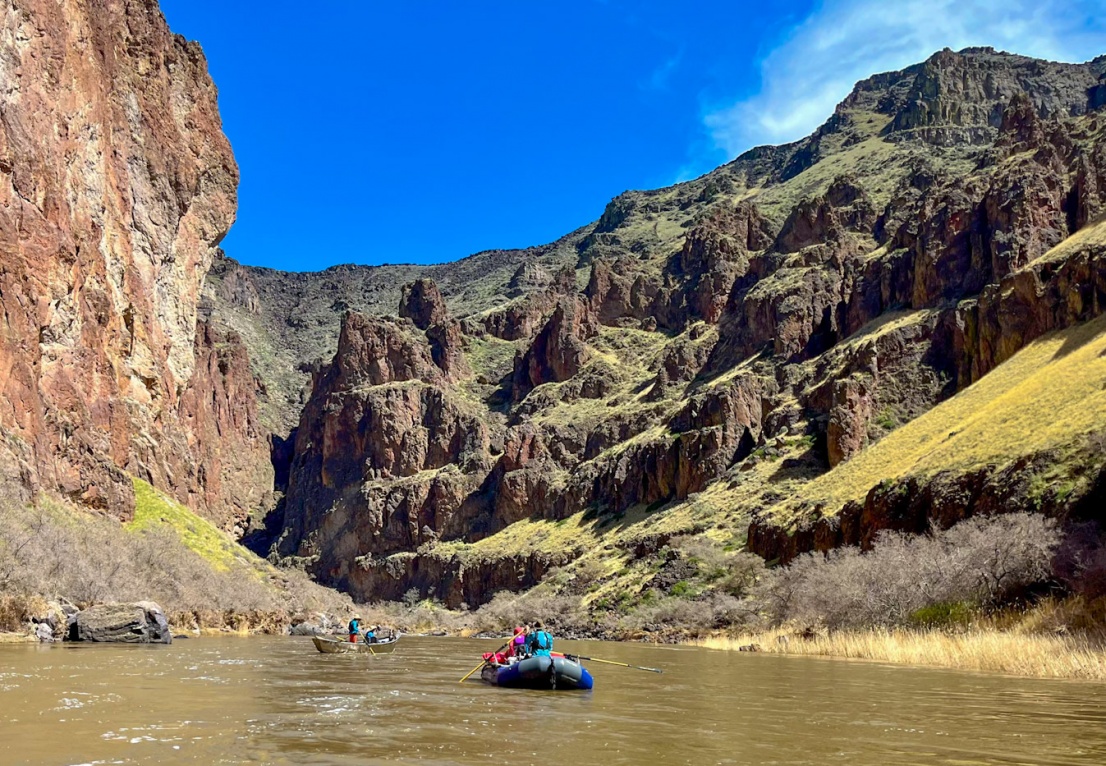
348, 615, 361, 643
365, 625, 380, 644
526, 620, 553, 657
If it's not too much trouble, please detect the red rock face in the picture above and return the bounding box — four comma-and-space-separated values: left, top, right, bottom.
0, 0, 268, 524
399, 279, 449, 330
512, 298, 598, 399
173, 323, 272, 532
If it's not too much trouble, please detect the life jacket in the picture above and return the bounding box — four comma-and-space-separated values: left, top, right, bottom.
528, 630, 553, 656
348, 619, 359, 634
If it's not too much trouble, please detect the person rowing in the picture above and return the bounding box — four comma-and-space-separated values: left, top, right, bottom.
525, 620, 553, 657
347, 615, 362, 643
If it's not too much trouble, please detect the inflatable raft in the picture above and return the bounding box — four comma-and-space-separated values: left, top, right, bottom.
480, 655, 594, 690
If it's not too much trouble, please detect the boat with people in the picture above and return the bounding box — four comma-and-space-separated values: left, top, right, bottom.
479, 653, 594, 690
461, 621, 596, 690
461, 622, 663, 688
312, 634, 400, 654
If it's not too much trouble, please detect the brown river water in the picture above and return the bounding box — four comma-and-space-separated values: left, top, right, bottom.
2, 636, 1106, 765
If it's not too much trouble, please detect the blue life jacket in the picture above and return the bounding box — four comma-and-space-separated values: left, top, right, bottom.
527, 630, 553, 656
348, 618, 359, 634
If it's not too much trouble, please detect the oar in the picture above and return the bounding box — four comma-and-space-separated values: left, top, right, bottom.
567, 654, 663, 674
459, 641, 509, 683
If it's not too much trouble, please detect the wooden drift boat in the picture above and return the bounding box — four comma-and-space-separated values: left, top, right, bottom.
312, 635, 399, 654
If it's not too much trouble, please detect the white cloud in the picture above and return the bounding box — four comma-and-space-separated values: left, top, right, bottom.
705, 0, 1106, 158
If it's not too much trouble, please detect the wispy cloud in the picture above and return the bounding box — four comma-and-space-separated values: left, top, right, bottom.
642, 50, 683, 92
705, 0, 1106, 158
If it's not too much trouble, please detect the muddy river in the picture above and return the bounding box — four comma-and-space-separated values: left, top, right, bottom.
2, 636, 1105, 764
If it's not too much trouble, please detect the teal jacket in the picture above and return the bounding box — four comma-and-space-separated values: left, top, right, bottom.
527, 630, 553, 657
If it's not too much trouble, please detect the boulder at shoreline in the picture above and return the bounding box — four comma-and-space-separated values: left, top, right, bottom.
70, 602, 172, 644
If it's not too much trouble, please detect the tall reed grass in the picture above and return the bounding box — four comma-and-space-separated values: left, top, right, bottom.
693, 629, 1106, 680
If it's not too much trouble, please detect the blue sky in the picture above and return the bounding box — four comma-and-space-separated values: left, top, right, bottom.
160, 0, 1106, 272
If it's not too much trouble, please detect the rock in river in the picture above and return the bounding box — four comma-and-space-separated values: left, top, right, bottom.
70, 602, 172, 644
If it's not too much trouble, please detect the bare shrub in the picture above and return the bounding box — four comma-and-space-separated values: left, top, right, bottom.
618, 592, 751, 635
670, 537, 766, 597
0, 498, 351, 631
755, 513, 1061, 630
470, 590, 584, 633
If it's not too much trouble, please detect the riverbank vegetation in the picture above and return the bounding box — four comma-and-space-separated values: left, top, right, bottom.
0, 487, 352, 636
338, 511, 1106, 680
693, 628, 1106, 680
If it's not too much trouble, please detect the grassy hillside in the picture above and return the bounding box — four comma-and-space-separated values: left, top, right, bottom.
128, 478, 272, 575
772, 311, 1106, 521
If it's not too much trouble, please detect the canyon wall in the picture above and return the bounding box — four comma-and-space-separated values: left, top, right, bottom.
0, 0, 269, 527
239, 49, 1106, 605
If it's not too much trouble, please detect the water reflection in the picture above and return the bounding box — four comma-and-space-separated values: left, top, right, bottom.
1, 637, 1104, 765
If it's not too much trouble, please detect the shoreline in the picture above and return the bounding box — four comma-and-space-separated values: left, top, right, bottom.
690, 629, 1106, 681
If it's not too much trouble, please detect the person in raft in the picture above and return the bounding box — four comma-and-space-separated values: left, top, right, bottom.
526, 620, 554, 657
348, 616, 361, 643
365, 626, 380, 644
507, 626, 528, 660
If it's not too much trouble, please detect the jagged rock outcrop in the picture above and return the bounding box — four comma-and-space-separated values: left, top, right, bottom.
464, 266, 577, 341
507, 262, 554, 297
512, 298, 599, 399
324, 313, 443, 388
775, 177, 878, 253
888, 48, 1101, 144
276, 309, 493, 569
677, 203, 772, 323
400, 279, 470, 380
0, 0, 269, 524
400, 279, 449, 330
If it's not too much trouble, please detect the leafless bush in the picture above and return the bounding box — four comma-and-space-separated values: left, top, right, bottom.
618, 592, 752, 635
671, 537, 766, 598
0, 499, 349, 629
470, 590, 585, 633
755, 513, 1061, 630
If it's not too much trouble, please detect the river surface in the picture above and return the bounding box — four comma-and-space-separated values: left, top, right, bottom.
2, 636, 1106, 765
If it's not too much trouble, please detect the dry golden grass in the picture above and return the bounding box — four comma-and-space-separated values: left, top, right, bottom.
776, 312, 1106, 516
693, 629, 1106, 680
1032, 218, 1106, 265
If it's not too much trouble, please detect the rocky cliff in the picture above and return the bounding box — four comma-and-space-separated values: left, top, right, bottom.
0, 0, 270, 528
209, 48, 1106, 606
